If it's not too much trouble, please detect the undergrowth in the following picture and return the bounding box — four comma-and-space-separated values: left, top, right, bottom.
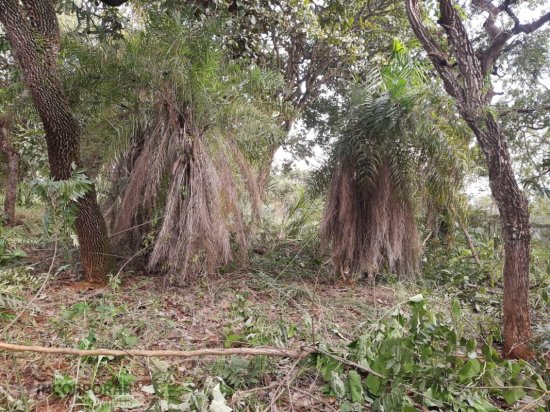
314, 295, 548, 411
1, 197, 549, 411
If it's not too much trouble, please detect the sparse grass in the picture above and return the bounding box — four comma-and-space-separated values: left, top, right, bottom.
0, 248, 397, 410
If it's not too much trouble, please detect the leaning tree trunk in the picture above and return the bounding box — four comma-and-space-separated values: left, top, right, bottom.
0, 117, 19, 225
468, 115, 531, 358
0, 0, 112, 284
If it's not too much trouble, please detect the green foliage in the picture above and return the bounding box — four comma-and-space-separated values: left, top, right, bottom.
145, 372, 231, 412
314, 296, 548, 411
0, 227, 27, 266
212, 292, 301, 391
80, 391, 142, 412
314, 43, 472, 279
51, 298, 138, 364
54, 367, 142, 410
53, 372, 77, 398
57, 0, 128, 40
30, 166, 93, 242
314, 42, 468, 203
12, 121, 49, 182
61, 18, 287, 170
214, 356, 266, 390
0, 266, 39, 318
260, 170, 324, 246
0, 2, 549, 411
281, 187, 322, 241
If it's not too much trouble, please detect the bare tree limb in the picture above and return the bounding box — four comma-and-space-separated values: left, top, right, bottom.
503, 2, 520, 30
481, 31, 513, 77
473, 0, 506, 39
404, 0, 463, 100
479, 4, 550, 76
0, 341, 315, 359
513, 10, 550, 34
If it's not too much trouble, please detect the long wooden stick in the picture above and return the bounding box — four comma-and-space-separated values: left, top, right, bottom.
0, 342, 315, 359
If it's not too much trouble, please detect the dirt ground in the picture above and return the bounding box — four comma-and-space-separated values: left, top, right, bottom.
0, 260, 396, 411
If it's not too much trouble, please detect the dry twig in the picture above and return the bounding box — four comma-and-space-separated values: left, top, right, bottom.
0, 342, 315, 359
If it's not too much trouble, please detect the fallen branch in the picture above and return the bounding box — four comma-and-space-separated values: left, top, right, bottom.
263, 357, 302, 412
230, 382, 279, 405
0, 342, 315, 359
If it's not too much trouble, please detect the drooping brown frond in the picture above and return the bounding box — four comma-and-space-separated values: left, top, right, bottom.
112, 92, 181, 236
321, 159, 420, 280
109, 89, 259, 283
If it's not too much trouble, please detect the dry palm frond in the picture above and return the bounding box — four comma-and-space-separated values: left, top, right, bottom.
109, 88, 262, 283
319, 46, 466, 281
321, 160, 420, 280
63, 18, 286, 283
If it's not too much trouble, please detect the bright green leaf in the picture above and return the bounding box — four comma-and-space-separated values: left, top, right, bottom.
347, 370, 363, 402
365, 374, 381, 396
502, 387, 525, 405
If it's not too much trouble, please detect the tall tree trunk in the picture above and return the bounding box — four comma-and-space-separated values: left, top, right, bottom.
0, 117, 19, 226
403, 0, 548, 358
0, 0, 112, 284
467, 115, 531, 358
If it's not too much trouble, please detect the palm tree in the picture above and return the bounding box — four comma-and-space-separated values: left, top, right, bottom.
319, 43, 467, 282
63, 17, 287, 283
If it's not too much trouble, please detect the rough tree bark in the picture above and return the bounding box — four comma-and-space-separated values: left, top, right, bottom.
0, 0, 112, 284
405, 0, 550, 358
0, 116, 19, 226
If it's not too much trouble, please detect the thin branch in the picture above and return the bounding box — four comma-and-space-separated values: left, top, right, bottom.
316, 349, 386, 379
481, 31, 513, 76
0, 342, 315, 359
513, 10, 550, 34
503, 2, 520, 29
517, 391, 550, 411
473, 0, 506, 39
480, 4, 550, 76
262, 358, 301, 412
499, 105, 550, 117
291, 387, 339, 412
230, 383, 279, 405
450, 205, 482, 267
